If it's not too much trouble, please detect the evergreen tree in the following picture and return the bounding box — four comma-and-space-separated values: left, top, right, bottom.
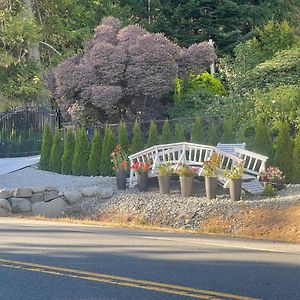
61, 129, 76, 175
49, 129, 64, 173
221, 119, 234, 143
253, 118, 274, 162
274, 121, 293, 183
160, 119, 172, 144
72, 128, 90, 176
118, 122, 129, 152
292, 133, 300, 183
88, 130, 102, 176
191, 116, 204, 143
100, 127, 116, 176
39, 122, 53, 171
131, 120, 143, 153
208, 123, 218, 146
173, 122, 185, 142
147, 121, 158, 147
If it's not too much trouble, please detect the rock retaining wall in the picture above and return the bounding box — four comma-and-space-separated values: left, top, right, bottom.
0, 186, 114, 218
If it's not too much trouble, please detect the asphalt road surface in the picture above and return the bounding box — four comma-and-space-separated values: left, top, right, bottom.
0, 218, 299, 300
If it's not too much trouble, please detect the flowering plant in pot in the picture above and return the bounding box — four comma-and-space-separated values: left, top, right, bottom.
176, 164, 198, 197
260, 166, 285, 190
111, 144, 129, 190
223, 162, 244, 201
203, 153, 222, 200
131, 161, 151, 192
157, 162, 174, 194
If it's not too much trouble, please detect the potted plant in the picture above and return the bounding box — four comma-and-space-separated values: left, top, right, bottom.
223, 162, 244, 201
131, 161, 151, 192
203, 153, 222, 200
157, 162, 173, 194
111, 144, 129, 190
177, 164, 198, 197
260, 166, 285, 190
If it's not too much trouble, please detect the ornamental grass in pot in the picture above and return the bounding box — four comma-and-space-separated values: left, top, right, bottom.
131, 161, 151, 192
111, 144, 129, 190
223, 162, 244, 201
157, 162, 174, 195
177, 164, 198, 197
203, 153, 222, 200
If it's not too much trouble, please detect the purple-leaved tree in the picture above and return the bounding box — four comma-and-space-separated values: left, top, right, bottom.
47, 17, 216, 124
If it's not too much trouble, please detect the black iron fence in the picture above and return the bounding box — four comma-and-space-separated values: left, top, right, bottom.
0, 105, 59, 158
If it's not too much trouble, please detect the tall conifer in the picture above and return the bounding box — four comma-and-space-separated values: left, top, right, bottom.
131, 120, 143, 153
61, 129, 75, 175
49, 128, 63, 173
39, 122, 53, 171
100, 127, 116, 176
88, 129, 102, 176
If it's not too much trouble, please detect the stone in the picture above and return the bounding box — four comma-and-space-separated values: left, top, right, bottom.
81, 186, 114, 198
44, 191, 59, 202
46, 186, 59, 192
31, 187, 46, 193
63, 190, 83, 205
0, 208, 11, 217
13, 188, 32, 198
0, 198, 12, 213
10, 198, 31, 213
0, 189, 11, 199
98, 187, 114, 199
32, 197, 68, 218
30, 193, 44, 203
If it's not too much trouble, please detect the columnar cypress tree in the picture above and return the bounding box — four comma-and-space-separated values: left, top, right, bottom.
274, 121, 293, 183
131, 120, 143, 153
49, 129, 64, 173
61, 129, 76, 175
253, 118, 274, 161
208, 123, 218, 146
88, 129, 102, 176
160, 119, 172, 144
72, 128, 90, 176
118, 122, 129, 152
292, 133, 300, 183
174, 122, 185, 142
100, 127, 116, 176
39, 122, 53, 170
191, 116, 204, 143
147, 121, 158, 147
221, 119, 234, 143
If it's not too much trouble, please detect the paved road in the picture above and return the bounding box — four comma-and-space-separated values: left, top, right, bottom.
0, 218, 299, 300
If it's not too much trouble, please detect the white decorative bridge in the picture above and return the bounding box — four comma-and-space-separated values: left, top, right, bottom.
128, 142, 268, 195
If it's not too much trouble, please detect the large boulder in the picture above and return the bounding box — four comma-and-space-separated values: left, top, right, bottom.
0, 189, 11, 199
44, 191, 59, 202
13, 188, 32, 198
10, 198, 31, 213
32, 198, 68, 218
0, 199, 12, 216
31, 187, 47, 193
81, 186, 114, 198
30, 193, 44, 203
63, 190, 83, 205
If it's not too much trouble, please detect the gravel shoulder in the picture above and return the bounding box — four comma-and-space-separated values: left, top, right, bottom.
1, 167, 299, 243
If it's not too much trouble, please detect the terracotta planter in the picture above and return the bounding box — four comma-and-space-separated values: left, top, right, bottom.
137, 172, 149, 192
158, 175, 171, 194
229, 178, 242, 201
179, 176, 193, 197
116, 170, 127, 190
205, 176, 217, 200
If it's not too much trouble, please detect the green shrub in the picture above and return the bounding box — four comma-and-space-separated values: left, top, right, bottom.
292, 133, 300, 183
274, 121, 293, 183
118, 122, 129, 153
221, 119, 234, 143
39, 122, 53, 171
131, 120, 143, 153
207, 123, 218, 146
191, 116, 204, 143
147, 121, 158, 147
253, 118, 274, 161
263, 182, 277, 197
49, 129, 63, 173
61, 129, 76, 175
72, 128, 90, 176
160, 119, 172, 144
100, 127, 116, 176
88, 130, 102, 176
173, 122, 185, 142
